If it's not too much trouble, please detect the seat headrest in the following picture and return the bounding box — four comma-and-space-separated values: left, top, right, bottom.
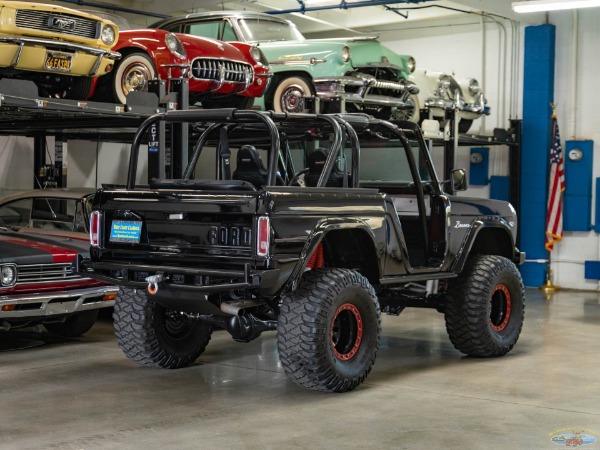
236, 145, 265, 171
305, 147, 347, 187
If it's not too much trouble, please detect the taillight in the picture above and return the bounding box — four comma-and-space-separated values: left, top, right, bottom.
256, 216, 270, 257
90, 211, 101, 247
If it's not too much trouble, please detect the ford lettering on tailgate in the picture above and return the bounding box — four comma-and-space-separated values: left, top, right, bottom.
110, 220, 142, 243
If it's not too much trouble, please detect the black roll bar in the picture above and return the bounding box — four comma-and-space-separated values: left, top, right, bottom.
126, 109, 280, 189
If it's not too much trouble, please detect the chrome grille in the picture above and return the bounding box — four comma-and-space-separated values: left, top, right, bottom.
191, 58, 253, 84
17, 263, 82, 284
15, 9, 99, 40
369, 79, 407, 92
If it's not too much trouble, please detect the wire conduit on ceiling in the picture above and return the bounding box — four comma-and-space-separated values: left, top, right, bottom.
268, 0, 440, 15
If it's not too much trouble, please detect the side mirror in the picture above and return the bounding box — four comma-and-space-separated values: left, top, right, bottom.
451, 168, 468, 191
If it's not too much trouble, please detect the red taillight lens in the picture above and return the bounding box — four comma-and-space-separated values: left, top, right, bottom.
90, 211, 101, 247
256, 216, 270, 257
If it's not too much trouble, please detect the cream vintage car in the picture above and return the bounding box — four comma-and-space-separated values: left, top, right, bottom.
409, 68, 490, 133
0, 1, 120, 99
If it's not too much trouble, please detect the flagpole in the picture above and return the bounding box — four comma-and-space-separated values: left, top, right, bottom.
540, 256, 560, 294
539, 103, 561, 296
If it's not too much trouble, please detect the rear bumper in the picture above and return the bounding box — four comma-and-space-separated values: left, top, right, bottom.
0, 285, 118, 319
80, 259, 272, 294
0, 36, 120, 77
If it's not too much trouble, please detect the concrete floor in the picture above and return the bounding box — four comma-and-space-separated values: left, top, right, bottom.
1, 287, 599, 450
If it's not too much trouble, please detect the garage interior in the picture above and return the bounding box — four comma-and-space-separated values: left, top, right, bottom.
1, 0, 599, 448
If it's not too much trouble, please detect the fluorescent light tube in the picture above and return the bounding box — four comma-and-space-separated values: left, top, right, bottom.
513, 0, 600, 13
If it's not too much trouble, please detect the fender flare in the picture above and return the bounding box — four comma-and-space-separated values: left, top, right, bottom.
451, 219, 517, 273
282, 217, 380, 293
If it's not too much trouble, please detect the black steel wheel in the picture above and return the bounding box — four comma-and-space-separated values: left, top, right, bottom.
444, 255, 525, 357
43, 309, 99, 337
277, 268, 381, 392
113, 288, 212, 369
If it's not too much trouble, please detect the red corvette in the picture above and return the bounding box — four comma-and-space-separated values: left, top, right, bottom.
91, 15, 270, 108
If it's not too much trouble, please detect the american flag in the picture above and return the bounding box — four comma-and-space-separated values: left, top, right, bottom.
545, 113, 565, 251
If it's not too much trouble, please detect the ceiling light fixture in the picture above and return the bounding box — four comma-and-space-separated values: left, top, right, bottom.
512, 0, 600, 13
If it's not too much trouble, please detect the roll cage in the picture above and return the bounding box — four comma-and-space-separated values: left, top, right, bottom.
124, 109, 442, 199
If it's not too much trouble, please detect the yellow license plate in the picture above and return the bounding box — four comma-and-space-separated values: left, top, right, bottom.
44, 51, 72, 72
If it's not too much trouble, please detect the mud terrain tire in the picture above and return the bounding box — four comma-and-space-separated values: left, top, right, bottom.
444, 255, 525, 357
277, 268, 381, 392
113, 288, 212, 369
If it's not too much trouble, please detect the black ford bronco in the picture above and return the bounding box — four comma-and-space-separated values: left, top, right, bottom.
82, 109, 525, 392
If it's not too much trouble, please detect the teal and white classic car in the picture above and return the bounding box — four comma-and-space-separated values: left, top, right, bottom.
151, 11, 419, 119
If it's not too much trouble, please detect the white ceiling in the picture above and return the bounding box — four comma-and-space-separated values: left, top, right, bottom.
62, 0, 549, 30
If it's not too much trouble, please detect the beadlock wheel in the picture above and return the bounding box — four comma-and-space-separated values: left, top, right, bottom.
490, 284, 512, 332
331, 303, 363, 361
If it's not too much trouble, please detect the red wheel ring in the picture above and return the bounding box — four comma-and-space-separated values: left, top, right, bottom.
490, 284, 512, 332
330, 303, 363, 361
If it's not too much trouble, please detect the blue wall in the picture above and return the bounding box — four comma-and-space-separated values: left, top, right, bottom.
490, 176, 510, 201
564, 140, 594, 231
469, 147, 489, 185
520, 25, 556, 286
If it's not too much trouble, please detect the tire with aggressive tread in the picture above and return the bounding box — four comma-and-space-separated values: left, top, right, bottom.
444, 255, 525, 357
113, 288, 212, 369
277, 268, 381, 392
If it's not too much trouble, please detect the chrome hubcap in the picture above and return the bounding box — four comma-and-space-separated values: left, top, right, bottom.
281, 84, 306, 113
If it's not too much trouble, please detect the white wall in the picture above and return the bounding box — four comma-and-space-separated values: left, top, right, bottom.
0, 137, 146, 191
0, 136, 35, 193
375, 16, 518, 202
66, 141, 147, 188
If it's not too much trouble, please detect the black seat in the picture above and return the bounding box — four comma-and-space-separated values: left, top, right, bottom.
305, 148, 348, 187
233, 145, 269, 188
